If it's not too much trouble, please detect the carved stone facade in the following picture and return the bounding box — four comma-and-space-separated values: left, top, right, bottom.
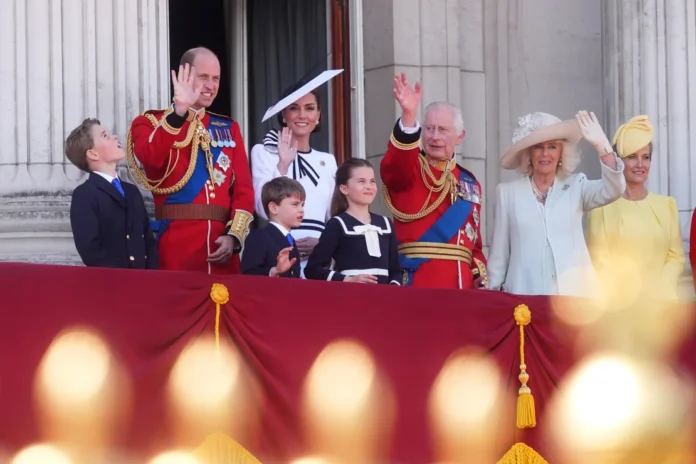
2, 0, 695, 295
0, 0, 169, 264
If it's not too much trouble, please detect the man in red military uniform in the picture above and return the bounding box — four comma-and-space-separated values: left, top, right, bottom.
127, 47, 254, 275
381, 73, 487, 289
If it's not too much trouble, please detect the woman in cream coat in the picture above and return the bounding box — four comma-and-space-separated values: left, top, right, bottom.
487, 111, 625, 297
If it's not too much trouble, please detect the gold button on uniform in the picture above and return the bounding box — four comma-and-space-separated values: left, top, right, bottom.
130, 256, 135, 261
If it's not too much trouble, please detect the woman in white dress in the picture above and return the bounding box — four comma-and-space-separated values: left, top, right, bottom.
250, 78, 338, 273
487, 111, 626, 297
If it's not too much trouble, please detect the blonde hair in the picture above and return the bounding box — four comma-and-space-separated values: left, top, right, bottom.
516, 141, 581, 179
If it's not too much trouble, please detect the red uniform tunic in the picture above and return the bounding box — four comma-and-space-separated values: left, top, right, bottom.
380, 120, 487, 289
128, 106, 254, 275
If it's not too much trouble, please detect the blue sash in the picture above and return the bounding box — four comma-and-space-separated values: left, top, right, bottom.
150, 114, 228, 240
399, 169, 476, 286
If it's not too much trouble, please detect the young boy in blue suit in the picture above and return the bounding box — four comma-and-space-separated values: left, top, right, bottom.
66, 118, 158, 269
242, 177, 304, 278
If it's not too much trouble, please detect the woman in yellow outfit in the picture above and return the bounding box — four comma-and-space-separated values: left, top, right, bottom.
586, 115, 685, 300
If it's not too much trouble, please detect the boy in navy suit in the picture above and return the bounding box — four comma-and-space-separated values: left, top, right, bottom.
242, 177, 304, 278
66, 118, 159, 269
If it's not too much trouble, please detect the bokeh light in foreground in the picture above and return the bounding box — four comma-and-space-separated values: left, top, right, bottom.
302, 339, 392, 463
428, 349, 507, 463
33, 327, 128, 449
36, 328, 111, 404
290, 457, 336, 464
148, 451, 202, 464
547, 353, 695, 463
11, 444, 73, 464
304, 339, 376, 418
169, 336, 240, 414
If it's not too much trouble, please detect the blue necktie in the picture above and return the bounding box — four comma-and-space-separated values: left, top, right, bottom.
112, 178, 125, 198
286, 234, 294, 246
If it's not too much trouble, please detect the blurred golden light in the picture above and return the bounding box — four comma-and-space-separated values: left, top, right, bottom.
37, 328, 110, 404
148, 451, 202, 464
565, 356, 640, 441
548, 353, 695, 463
169, 336, 240, 412
11, 444, 73, 464
429, 351, 502, 429
428, 349, 507, 464
290, 457, 335, 464
305, 339, 376, 416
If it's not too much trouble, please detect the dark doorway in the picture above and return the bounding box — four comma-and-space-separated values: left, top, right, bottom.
246, 0, 330, 152
168, 0, 231, 117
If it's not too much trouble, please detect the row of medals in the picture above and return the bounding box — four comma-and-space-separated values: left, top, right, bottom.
208, 128, 236, 148
457, 180, 481, 204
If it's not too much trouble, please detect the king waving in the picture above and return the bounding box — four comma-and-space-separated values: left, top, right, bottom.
381, 73, 487, 289
127, 48, 254, 275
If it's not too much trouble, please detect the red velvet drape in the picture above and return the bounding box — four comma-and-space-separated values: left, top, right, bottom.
0, 263, 693, 463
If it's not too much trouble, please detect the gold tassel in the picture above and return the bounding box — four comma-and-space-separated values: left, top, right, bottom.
496, 442, 548, 464
514, 304, 536, 429
210, 283, 230, 354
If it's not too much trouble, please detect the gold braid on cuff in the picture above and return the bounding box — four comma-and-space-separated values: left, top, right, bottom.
389, 131, 421, 151
473, 257, 489, 285
226, 210, 254, 247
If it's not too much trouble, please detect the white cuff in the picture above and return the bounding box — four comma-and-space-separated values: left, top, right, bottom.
398, 118, 421, 134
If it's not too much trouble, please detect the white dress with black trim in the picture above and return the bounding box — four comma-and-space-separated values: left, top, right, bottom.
250, 129, 338, 272
304, 212, 403, 285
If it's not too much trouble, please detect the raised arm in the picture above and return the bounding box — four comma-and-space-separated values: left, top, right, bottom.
130, 64, 203, 171
575, 111, 626, 211
380, 73, 423, 192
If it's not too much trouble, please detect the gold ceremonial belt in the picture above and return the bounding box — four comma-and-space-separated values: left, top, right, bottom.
397, 242, 472, 264
155, 204, 230, 224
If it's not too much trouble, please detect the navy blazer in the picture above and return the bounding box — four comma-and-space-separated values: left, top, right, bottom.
70, 172, 159, 269
241, 223, 301, 278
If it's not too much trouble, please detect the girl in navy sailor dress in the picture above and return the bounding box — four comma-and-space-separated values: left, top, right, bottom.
305, 159, 403, 285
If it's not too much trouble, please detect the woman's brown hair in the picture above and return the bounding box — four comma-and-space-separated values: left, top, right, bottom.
330, 158, 374, 217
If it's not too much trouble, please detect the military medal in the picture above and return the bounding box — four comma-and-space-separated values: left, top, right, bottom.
217, 153, 231, 172
465, 222, 477, 242
213, 168, 226, 187
209, 129, 218, 148
473, 207, 480, 226
226, 128, 236, 148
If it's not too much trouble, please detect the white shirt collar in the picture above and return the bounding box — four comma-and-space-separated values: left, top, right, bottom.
269, 221, 290, 236
93, 171, 118, 184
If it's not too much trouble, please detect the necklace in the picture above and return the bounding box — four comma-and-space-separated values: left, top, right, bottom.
530, 177, 552, 204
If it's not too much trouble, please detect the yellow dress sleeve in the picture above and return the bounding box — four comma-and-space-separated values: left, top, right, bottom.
585, 206, 612, 276
659, 197, 686, 295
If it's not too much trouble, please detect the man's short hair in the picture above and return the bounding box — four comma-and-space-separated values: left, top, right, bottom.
180, 47, 217, 67
65, 118, 100, 172
261, 177, 306, 218
424, 101, 465, 133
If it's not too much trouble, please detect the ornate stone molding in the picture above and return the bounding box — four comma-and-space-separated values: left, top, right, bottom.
0, 0, 169, 264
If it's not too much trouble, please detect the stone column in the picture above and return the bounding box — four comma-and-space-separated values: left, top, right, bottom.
0, 0, 170, 264
603, 0, 696, 289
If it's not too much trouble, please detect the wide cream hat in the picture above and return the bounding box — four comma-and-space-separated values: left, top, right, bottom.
501, 112, 582, 170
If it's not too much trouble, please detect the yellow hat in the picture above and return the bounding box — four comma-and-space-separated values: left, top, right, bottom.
612, 115, 654, 158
